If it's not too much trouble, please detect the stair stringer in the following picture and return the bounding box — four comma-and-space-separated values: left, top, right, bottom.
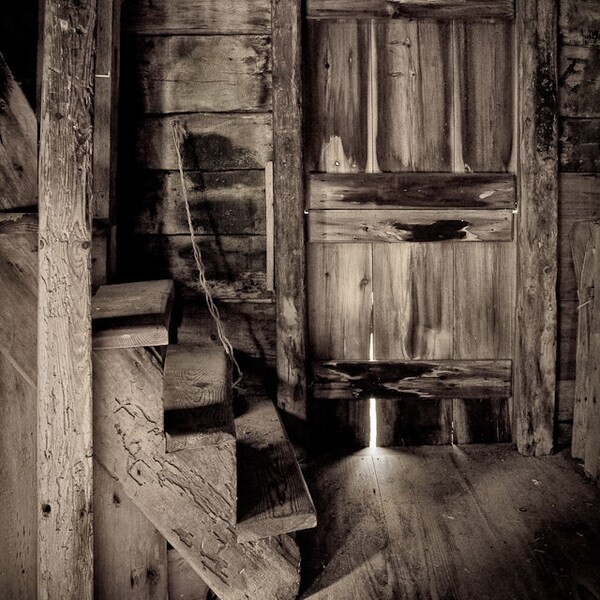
93, 346, 301, 600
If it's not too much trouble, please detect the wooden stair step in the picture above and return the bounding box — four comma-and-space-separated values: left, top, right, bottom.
235, 397, 317, 543
164, 343, 235, 453
92, 279, 174, 349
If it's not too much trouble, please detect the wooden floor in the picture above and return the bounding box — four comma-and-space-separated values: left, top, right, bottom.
298, 445, 600, 600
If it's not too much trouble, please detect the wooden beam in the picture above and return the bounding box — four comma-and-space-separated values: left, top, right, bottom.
514, 0, 558, 455
37, 0, 96, 596
273, 0, 308, 424
307, 173, 516, 210
312, 360, 512, 401
306, 0, 514, 20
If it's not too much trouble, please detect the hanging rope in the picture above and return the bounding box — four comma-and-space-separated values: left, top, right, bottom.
171, 120, 243, 387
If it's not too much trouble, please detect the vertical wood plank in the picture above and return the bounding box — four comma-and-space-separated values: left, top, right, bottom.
305, 21, 369, 173
373, 243, 454, 360
458, 21, 514, 173
94, 463, 168, 600
454, 243, 515, 359
37, 0, 96, 596
273, 0, 308, 425
514, 0, 558, 456
453, 243, 515, 444
308, 243, 373, 360
376, 20, 452, 172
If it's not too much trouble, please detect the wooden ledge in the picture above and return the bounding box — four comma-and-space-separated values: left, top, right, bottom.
235, 397, 317, 543
92, 279, 174, 349
163, 343, 235, 453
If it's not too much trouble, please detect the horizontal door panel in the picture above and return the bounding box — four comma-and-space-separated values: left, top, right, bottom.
307, 173, 516, 210
308, 209, 513, 242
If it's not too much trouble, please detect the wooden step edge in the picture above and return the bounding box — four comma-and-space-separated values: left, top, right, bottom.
164, 343, 235, 453
92, 279, 174, 350
235, 397, 317, 543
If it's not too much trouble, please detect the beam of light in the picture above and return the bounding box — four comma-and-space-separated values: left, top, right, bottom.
369, 397, 377, 449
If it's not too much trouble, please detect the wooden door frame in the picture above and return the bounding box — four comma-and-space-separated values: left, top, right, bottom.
272, 0, 558, 455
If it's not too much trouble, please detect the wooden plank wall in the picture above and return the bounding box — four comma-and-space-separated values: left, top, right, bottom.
557, 0, 600, 448
120, 0, 272, 302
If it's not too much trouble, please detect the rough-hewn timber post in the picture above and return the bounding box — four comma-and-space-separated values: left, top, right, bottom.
37, 0, 97, 597
514, 0, 559, 455
272, 0, 308, 429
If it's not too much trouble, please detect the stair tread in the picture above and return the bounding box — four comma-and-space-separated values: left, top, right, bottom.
164, 343, 235, 452
92, 279, 174, 349
235, 397, 317, 543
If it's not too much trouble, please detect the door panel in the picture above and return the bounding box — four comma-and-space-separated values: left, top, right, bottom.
305, 13, 517, 447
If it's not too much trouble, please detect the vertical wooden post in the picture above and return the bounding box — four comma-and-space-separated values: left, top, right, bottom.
272, 0, 308, 427
37, 0, 96, 597
514, 0, 558, 456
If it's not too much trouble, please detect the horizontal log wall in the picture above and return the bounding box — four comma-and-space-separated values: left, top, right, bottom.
557, 0, 600, 448
120, 0, 273, 302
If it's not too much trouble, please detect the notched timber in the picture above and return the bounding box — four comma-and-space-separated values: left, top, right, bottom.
312, 360, 512, 401
308, 209, 513, 242
307, 173, 516, 210
306, 0, 514, 20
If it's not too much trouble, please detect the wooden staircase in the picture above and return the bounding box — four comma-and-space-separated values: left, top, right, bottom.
92, 279, 316, 599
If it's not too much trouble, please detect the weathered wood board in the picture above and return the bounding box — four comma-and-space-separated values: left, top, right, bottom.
560, 118, 600, 172
308, 209, 513, 242
94, 463, 168, 600
307, 173, 516, 210
308, 244, 372, 361
560, 46, 600, 118
127, 36, 271, 113
123, 0, 271, 35
134, 114, 273, 171
305, 0, 515, 19
376, 20, 452, 172
130, 170, 266, 236
0, 53, 37, 209
559, 0, 600, 47
305, 21, 369, 173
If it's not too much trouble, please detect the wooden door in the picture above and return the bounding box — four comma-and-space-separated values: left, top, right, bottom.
305, 7, 518, 447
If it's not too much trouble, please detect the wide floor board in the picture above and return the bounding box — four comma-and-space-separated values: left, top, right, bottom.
299, 445, 600, 600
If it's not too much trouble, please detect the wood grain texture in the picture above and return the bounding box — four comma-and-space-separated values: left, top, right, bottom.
273, 0, 308, 422
94, 347, 302, 600
92, 280, 174, 349
376, 20, 452, 172
300, 446, 600, 599
235, 396, 317, 542
453, 243, 516, 359
0, 216, 37, 598
94, 463, 168, 600
308, 243, 372, 360
134, 114, 272, 171
308, 209, 513, 242
559, 0, 600, 47
306, 0, 515, 19
559, 118, 600, 172
305, 21, 369, 173
123, 0, 271, 34
131, 170, 266, 236
37, 0, 96, 595
128, 35, 271, 114
124, 234, 268, 300
313, 360, 512, 400
307, 173, 516, 210
570, 220, 594, 459
167, 548, 210, 600
0, 53, 37, 209
452, 398, 511, 443
458, 22, 514, 172
163, 344, 235, 452
514, 0, 558, 456
373, 243, 454, 360
559, 46, 600, 118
